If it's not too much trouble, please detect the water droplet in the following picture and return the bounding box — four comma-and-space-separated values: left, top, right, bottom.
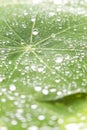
37, 66, 45, 73
0, 76, 4, 82
28, 126, 38, 130
11, 120, 18, 125
58, 118, 64, 124
55, 54, 63, 63
9, 84, 16, 91
23, 10, 28, 16
54, 0, 63, 4
57, 91, 62, 96
0, 126, 8, 130
1, 98, 6, 103
65, 123, 82, 130
31, 17, 36, 22
40, 126, 51, 130
42, 89, 49, 95
49, 12, 55, 17
51, 33, 56, 38
38, 115, 45, 120
50, 88, 56, 93
34, 86, 41, 92
22, 23, 27, 28
8, 61, 12, 65
55, 79, 61, 83
32, 29, 39, 35
31, 104, 38, 109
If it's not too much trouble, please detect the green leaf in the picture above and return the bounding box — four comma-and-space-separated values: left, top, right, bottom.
0, 1, 87, 130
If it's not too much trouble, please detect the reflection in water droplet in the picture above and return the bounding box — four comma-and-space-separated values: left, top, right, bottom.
28, 126, 38, 130
32, 29, 39, 35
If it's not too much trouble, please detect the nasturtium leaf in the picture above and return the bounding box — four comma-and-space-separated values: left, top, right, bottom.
0, 0, 87, 130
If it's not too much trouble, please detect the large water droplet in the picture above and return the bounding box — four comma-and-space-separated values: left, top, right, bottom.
32, 29, 39, 35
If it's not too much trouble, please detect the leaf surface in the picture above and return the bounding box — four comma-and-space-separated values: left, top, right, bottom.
0, 1, 87, 130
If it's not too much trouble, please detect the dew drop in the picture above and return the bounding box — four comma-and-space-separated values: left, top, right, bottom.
31, 17, 36, 22
42, 89, 49, 95
40, 126, 51, 130
22, 23, 27, 28
49, 12, 55, 17
55, 54, 63, 63
34, 86, 41, 92
11, 120, 18, 125
28, 126, 38, 130
51, 33, 56, 38
31, 104, 38, 109
38, 115, 45, 120
0, 126, 8, 130
23, 10, 28, 16
9, 84, 16, 91
32, 29, 39, 35
54, 0, 63, 4
58, 118, 64, 124
0, 76, 4, 82
57, 91, 62, 96
65, 123, 82, 130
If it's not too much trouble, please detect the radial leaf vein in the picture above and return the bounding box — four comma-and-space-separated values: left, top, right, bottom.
4, 20, 27, 45
33, 22, 87, 47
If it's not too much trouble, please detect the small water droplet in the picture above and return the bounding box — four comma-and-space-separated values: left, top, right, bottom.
40, 126, 51, 130
0, 126, 8, 130
34, 86, 41, 92
23, 10, 28, 16
51, 33, 56, 38
57, 91, 62, 96
28, 126, 38, 130
58, 118, 64, 124
0, 76, 4, 82
49, 12, 55, 17
42, 89, 49, 95
9, 84, 16, 91
22, 23, 27, 28
32, 29, 39, 35
38, 115, 45, 120
11, 120, 18, 125
31, 17, 36, 22
31, 104, 38, 109
65, 123, 82, 130
55, 54, 63, 63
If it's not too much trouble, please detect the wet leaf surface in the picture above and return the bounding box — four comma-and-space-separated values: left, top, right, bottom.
0, 0, 87, 130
